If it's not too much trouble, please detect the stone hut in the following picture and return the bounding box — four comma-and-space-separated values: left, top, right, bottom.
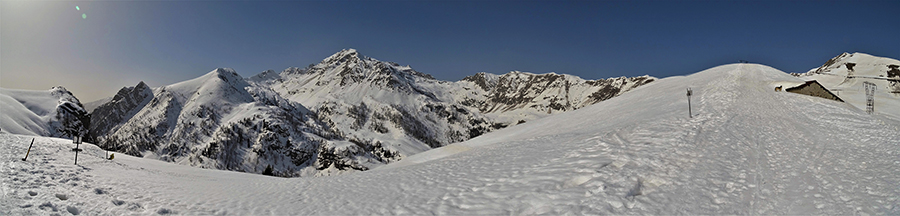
785, 80, 844, 102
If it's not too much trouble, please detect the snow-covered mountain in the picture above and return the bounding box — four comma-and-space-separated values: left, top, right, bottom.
251, 49, 656, 162
252, 50, 497, 164
4, 63, 898, 215
86, 68, 377, 177
0, 86, 90, 138
793, 52, 900, 118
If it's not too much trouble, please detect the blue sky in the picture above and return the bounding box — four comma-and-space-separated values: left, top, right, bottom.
2, 1, 898, 102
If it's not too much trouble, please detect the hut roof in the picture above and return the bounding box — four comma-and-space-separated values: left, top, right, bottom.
786, 80, 845, 102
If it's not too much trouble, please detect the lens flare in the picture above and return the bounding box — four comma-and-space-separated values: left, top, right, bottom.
82, 13, 86, 19
76, 6, 80, 10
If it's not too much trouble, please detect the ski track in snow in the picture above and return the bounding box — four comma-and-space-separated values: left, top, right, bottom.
2, 64, 899, 215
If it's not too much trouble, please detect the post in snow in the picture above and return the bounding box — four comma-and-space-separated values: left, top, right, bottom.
22, 138, 35, 161
73, 136, 83, 165
686, 88, 693, 118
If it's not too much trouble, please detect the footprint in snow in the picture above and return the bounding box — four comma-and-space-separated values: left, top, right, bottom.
38, 202, 57, 211
111, 199, 125, 206
66, 206, 81, 215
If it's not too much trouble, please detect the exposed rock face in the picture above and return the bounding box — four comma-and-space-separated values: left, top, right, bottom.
87, 81, 153, 143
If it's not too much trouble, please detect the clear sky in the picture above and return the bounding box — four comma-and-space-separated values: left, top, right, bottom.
2, 1, 898, 102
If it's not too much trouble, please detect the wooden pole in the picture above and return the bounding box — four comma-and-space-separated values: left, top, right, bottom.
22, 138, 34, 161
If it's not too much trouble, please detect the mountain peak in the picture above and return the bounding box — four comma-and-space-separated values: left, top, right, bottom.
48, 86, 82, 106
200, 68, 243, 84
339, 48, 358, 55
135, 81, 149, 89
210, 68, 238, 76
49, 86, 70, 94
324, 49, 362, 65
461, 72, 501, 90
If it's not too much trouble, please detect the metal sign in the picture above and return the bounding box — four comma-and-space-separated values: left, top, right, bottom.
864, 82, 875, 114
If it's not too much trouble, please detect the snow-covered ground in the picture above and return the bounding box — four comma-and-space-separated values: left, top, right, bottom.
2, 63, 898, 215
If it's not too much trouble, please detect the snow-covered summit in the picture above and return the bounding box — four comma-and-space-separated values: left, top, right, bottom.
322, 48, 360, 64
167, 68, 252, 104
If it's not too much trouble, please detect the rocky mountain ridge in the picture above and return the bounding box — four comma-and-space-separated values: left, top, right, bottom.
457, 71, 655, 123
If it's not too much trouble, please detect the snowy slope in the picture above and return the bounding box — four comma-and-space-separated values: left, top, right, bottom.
0, 87, 90, 138
3, 63, 898, 215
794, 52, 900, 118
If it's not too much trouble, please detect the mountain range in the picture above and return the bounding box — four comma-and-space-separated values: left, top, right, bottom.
5, 50, 898, 178
76, 49, 655, 177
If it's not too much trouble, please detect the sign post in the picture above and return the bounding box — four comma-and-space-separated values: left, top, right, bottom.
73, 136, 82, 165
686, 88, 693, 118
